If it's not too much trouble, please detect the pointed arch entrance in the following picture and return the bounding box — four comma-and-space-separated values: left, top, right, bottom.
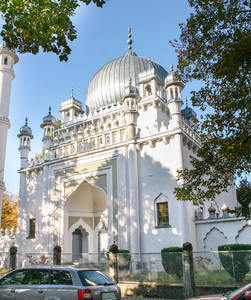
64, 180, 108, 258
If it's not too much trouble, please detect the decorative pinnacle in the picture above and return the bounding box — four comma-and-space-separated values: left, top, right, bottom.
127, 27, 132, 50
49, 106, 51, 114
170, 64, 174, 72
186, 98, 188, 107
25, 117, 28, 126
71, 87, 74, 98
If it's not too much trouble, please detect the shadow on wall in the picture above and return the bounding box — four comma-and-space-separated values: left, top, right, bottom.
16, 142, 183, 257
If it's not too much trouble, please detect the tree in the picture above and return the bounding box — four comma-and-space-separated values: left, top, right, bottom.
1, 193, 18, 230
172, 0, 251, 217
0, 0, 106, 61
236, 178, 251, 214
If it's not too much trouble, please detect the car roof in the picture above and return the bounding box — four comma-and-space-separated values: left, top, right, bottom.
13, 266, 99, 271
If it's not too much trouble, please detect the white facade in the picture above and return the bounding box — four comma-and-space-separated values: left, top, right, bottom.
13, 40, 249, 257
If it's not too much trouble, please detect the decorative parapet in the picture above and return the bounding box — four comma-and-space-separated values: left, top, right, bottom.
0, 227, 16, 238
0, 115, 10, 128
180, 119, 200, 143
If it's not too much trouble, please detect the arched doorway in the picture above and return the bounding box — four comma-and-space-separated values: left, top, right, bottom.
64, 180, 108, 257
72, 226, 89, 261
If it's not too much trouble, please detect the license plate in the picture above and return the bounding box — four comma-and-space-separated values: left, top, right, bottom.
102, 292, 116, 299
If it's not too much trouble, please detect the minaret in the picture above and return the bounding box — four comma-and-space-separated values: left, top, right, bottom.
17, 118, 33, 251
164, 64, 184, 129
0, 42, 18, 222
121, 78, 141, 254
40, 107, 56, 160
17, 118, 33, 169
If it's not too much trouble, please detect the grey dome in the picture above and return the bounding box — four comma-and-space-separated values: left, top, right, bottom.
18, 118, 33, 138
86, 50, 168, 112
40, 107, 56, 128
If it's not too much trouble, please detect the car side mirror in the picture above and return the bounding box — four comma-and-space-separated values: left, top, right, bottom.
244, 291, 251, 300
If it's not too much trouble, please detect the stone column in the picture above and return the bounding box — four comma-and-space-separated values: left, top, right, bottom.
182, 242, 195, 298
127, 142, 141, 254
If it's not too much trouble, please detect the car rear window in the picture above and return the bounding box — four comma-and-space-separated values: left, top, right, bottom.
78, 270, 113, 286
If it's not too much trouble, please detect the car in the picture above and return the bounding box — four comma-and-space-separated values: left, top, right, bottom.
186, 283, 251, 300
0, 265, 121, 300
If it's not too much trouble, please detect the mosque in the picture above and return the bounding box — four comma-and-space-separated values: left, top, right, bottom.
0, 30, 250, 260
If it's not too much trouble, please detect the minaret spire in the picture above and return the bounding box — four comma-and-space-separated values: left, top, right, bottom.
127, 27, 133, 50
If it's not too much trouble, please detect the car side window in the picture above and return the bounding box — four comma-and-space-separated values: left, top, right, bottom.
0, 270, 29, 285
50, 270, 72, 285
25, 269, 50, 285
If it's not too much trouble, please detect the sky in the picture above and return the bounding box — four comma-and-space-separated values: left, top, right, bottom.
3, 0, 201, 195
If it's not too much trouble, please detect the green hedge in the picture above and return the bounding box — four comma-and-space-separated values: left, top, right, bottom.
218, 244, 251, 282
161, 247, 183, 279
117, 250, 131, 270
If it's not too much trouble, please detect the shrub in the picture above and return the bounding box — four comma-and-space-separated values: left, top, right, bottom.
107, 246, 131, 270
161, 247, 183, 279
108, 243, 118, 254
218, 244, 251, 282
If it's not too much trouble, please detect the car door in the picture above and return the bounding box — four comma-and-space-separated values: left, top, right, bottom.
0, 269, 29, 300
45, 269, 76, 300
15, 269, 50, 300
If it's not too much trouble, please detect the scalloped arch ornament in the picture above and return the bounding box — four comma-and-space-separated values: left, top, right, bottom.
235, 224, 251, 243
203, 227, 228, 250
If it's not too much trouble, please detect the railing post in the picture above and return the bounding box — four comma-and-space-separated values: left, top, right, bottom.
53, 245, 62, 265
182, 242, 195, 298
9, 244, 17, 271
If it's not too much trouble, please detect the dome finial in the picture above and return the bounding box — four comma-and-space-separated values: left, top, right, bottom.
186, 97, 188, 107
25, 117, 28, 126
49, 106, 51, 114
127, 27, 132, 50
71, 87, 74, 98
170, 64, 174, 73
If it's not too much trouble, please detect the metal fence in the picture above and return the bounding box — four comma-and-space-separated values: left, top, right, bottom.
117, 252, 183, 284
193, 250, 251, 285
1, 249, 251, 285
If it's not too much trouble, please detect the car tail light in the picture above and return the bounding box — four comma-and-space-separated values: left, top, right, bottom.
78, 289, 92, 300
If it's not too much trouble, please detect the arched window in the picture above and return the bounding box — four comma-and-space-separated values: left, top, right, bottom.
4, 57, 8, 65
154, 193, 170, 228
145, 84, 152, 96
170, 88, 174, 99
27, 218, 36, 239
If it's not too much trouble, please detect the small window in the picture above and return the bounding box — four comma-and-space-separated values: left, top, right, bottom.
145, 84, 152, 96
154, 193, 170, 228
4, 57, 8, 65
51, 270, 72, 285
157, 202, 169, 227
27, 218, 36, 239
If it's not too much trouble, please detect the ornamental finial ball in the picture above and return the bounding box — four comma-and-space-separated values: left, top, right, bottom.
127, 27, 132, 50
